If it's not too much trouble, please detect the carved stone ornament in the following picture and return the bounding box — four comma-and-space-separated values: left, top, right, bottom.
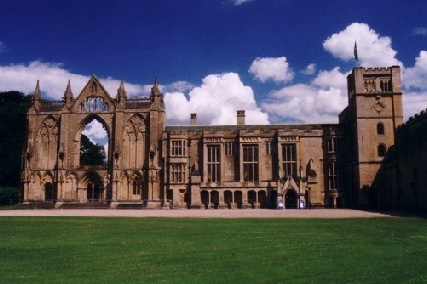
374, 102, 386, 113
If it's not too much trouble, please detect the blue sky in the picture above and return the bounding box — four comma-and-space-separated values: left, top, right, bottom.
1, 0, 427, 139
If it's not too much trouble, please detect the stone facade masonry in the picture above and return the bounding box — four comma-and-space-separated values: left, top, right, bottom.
21, 65, 424, 210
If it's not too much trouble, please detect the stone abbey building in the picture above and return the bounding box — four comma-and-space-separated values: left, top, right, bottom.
21, 66, 426, 210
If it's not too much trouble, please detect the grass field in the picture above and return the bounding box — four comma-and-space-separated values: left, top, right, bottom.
0, 217, 426, 283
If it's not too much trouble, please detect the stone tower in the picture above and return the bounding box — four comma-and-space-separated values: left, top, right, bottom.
339, 66, 403, 208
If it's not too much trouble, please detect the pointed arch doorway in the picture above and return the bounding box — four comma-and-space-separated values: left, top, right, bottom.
83, 173, 104, 202
285, 189, 298, 209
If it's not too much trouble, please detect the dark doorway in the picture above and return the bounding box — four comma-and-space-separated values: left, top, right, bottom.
258, 191, 266, 209
211, 190, 219, 209
224, 191, 232, 209
248, 190, 256, 208
87, 181, 101, 201
234, 191, 242, 209
45, 182, 56, 201
270, 190, 278, 209
201, 190, 209, 209
285, 189, 297, 209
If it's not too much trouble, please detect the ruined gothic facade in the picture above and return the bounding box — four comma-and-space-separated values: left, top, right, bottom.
23, 66, 425, 210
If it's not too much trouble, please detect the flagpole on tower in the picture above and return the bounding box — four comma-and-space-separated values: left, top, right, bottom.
354, 40, 359, 66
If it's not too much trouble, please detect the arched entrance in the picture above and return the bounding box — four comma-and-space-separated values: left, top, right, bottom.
234, 191, 242, 209
285, 189, 297, 209
44, 182, 56, 201
248, 190, 256, 208
211, 190, 219, 209
87, 181, 101, 201
78, 116, 109, 167
201, 190, 209, 209
224, 190, 232, 209
83, 173, 103, 202
270, 190, 278, 209
258, 190, 266, 209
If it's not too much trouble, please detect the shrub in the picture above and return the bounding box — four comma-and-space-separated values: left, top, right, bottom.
0, 187, 20, 205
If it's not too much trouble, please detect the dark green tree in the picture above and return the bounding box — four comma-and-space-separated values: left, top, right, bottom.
0, 91, 32, 187
80, 134, 106, 165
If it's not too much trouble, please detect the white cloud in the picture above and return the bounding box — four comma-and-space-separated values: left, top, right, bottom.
164, 72, 269, 125
301, 63, 316, 75
82, 120, 108, 142
403, 91, 427, 120
403, 50, 427, 90
163, 80, 195, 93
82, 120, 109, 155
413, 27, 427, 36
261, 66, 348, 124
249, 57, 294, 83
232, 0, 254, 6
0, 61, 147, 99
323, 23, 402, 67
312, 67, 348, 90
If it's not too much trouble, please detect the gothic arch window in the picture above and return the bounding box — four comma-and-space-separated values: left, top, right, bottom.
122, 114, 146, 169
378, 143, 386, 157
132, 176, 141, 195
377, 123, 385, 135
388, 80, 392, 92
371, 81, 376, 92
364, 81, 368, 93
380, 81, 384, 92
85, 97, 104, 112
80, 103, 85, 112
79, 117, 109, 166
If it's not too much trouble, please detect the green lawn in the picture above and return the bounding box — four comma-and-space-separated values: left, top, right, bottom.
0, 217, 426, 283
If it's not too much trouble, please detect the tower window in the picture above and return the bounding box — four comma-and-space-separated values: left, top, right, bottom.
378, 144, 386, 157
377, 123, 385, 135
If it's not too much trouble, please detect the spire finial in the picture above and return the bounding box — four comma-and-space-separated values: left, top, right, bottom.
119, 77, 125, 90
34, 80, 41, 100
151, 76, 161, 98
64, 79, 73, 103
117, 77, 127, 104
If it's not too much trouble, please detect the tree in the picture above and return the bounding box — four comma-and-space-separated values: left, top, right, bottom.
80, 134, 106, 165
0, 91, 32, 187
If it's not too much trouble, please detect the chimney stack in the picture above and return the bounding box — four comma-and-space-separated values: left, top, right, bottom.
237, 110, 245, 125
190, 113, 197, 126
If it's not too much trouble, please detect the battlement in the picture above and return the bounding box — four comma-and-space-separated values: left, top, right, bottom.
398, 108, 427, 130
39, 100, 64, 111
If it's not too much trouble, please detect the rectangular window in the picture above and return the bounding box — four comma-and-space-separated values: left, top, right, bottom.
170, 164, 185, 183
207, 145, 221, 182
328, 162, 343, 190
282, 144, 297, 178
171, 140, 185, 156
225, 142, 233, 156
327, 137, 343, 153
243, 144, 259, 182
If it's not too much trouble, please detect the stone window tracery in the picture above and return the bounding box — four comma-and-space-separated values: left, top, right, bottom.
207, 145, 221, 182
243, 144, 259, 182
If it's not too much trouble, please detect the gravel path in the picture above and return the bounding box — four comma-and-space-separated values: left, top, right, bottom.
0, 209, 395, 218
